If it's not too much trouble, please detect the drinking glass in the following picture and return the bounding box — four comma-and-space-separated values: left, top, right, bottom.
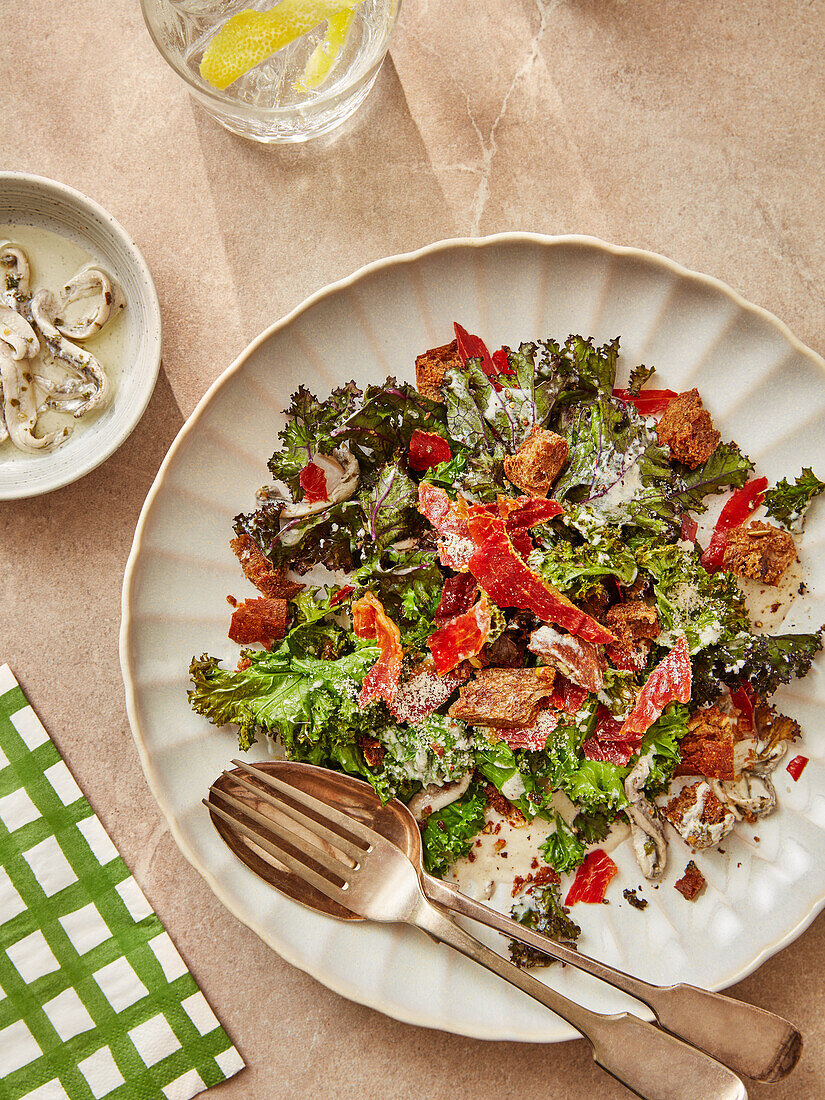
141, 0, 400, 143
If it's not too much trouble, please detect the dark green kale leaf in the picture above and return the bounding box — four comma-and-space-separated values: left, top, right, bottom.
379, 714, 476, 793
764, 468, 825, 530
475, 742, 549, 819
691, 630, 824, 705
572, 808, 615, 844
335, 381, 448, 468
282, 591, 350, 660
539, 812, 586, 874
509, 884, 581, 968
420, 778, 488, 877
425, 448, 507, 503
528, 527, 638, 599
234, 498, 364, 574
358, 461, 420, 551
352, 546, 443, 649
635, 704, 689, 797
626, 363, 656, 394
540, 334, 621, 410
188, 643, 380, 754
531, 716, 630, 812
671, 443, 754, 513
267, 383, 361, 496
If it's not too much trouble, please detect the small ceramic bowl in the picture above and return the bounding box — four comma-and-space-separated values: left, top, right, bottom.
0, 173, 162, 499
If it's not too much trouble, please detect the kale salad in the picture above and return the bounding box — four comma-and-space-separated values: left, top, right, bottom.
189, 323, 824, 961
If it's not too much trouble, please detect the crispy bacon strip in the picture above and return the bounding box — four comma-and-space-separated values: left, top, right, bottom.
582, 706, 636, 764
565, 849, 618, 905
352, 592, 403, 707
465, 511, 616, 646
427, 597, 492, 675
619, 634, 691, 742
496, 496, 564, 530
701, 478, 768, 572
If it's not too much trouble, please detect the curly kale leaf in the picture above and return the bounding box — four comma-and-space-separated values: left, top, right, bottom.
626, 363, 656, 394
509, 884, 581, 968
635, 541, 750, 654
188, 643, 379, 753
528, 527, 637, 599
764, 468, 825, 530
539, 812, 586, 874
282, 590, 350, 660
572, 808, 615, 844
352, 546, 443, 648
358, 461, 420, 551
691, 630, 824, 705
540, 334, 621, 409
420, 778, 488, 877
425, 448, 507, 503
474, 742, 549, 819
234, 498, 364, 574
636, 704, 689, 797
267, 382, 361, 495
671, 443, 754, 513
531, 717, 630, 812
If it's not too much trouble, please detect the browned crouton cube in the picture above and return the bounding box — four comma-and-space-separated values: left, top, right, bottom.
414, 339, 462, 402
228, 597, 288, 647
230, 533, 304, 599
503, 426, 569, 497
662, 781, 735, 849
604, 600, 660, 647
448, 667, 556, 728
674, 860, 706, 900
674, 706, 756, 781
656, 389, 720, 468
722, 521, 797, 585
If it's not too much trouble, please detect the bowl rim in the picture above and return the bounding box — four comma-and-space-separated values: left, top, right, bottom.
121, 231, 825, 1041
0, 171, 163, 500
139, 0, 401, 118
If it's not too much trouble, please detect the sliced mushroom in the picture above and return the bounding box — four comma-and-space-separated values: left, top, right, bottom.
0, 346, 68, 452
54, 264, 124, 340
708, 773, 777, 821
0, 241, 31, 304
624, 750, 667, 880
29, 290, 111, 416
280, 447, 360, 521
407, 773, 472, 823
0, 303, 39, 360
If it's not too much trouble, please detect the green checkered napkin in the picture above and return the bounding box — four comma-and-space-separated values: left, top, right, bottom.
0, 666, 244, 1100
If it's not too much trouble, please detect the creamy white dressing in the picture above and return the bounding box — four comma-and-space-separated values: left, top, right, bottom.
0, 224, 127, 461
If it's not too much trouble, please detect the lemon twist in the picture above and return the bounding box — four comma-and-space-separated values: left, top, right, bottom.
200, 0, 364, 91
293, 8, 355, 92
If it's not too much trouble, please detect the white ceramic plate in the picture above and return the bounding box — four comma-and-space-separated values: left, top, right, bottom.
0, 173, 162, 499
120, 235, 825, 1042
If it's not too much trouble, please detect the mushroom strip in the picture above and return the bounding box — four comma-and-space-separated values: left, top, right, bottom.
54, 264, 124, 340
0, 344, 67, 452
0, 304, 39, 361
407, 773, 472, 823
0, 241, 31, 306
624, 749, 668, 880
29, 289, 111, 416
276, 448, 360, 543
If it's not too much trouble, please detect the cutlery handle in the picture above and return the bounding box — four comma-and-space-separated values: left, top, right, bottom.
424, 873, 801, 1083
414, 902, 747, 1100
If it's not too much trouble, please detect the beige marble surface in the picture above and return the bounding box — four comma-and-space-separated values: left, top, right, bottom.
2, 1, 825, 1096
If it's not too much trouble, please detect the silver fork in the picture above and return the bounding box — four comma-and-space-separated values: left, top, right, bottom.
205, 771, 747, 1100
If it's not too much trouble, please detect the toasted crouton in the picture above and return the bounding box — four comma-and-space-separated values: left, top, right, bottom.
675, 706, 757, 781
604, 601, 660, 647
656, 389, 720, 468
503, 426, 569, 497
448, 666, 556, 728
228, 597, 288, 646
662, 781, 735, 849
230, 533, 304, 599
722, 521, 797, 585
414, 339, 462, 402
674, 860, 706, 900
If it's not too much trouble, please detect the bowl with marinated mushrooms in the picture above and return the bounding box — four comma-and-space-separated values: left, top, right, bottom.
0, 172, 162, 499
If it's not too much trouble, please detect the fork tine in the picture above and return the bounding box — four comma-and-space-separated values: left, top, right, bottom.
230, 759, 385, 847
209, 787, 354, 883
204, 798, 349, 905
222, 770, 366, 862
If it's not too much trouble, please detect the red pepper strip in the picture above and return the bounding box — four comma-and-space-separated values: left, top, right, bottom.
492, 347, 514, 376
729, 683, 754, 731
619, 635, 692, 742
408, 429, 452, 472
352, 593, 403, 707
787, 755, 809, 781
428, 597, 492, 675
701, 477, 769, 572
329, 584, 355, 607
466, 513, 617, 646
565, 849, 618, 905
454, 322, 514, 386
680, 514, 698, 543
612, 388, 678, 415
299, 461, 328, 504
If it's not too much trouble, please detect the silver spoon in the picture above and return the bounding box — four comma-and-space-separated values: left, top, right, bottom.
206, 760, 791, 1095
